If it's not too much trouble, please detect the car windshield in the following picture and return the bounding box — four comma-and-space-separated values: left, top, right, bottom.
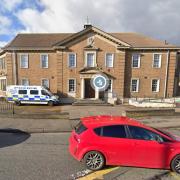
42, 89, 53, 96
154, 128, 177, 141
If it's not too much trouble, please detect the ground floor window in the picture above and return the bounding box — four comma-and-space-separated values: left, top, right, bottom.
152, 79, 160, 92
68, 79, 76, 92
106, 79, 112, 92
21, 79, 29, 86
131, 79, 139, 92
41, 79, 49, 88
0, 79, 6, 91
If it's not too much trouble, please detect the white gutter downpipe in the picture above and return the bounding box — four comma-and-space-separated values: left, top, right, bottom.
164, 50, 170, 98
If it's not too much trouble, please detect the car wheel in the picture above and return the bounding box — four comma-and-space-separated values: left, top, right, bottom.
171, 154, 180, 174
15, 101, 21, 106
48, 101, 54, 106
83, 151, 105, 171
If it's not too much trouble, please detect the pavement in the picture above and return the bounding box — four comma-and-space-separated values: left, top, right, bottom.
0, 105, 179, 133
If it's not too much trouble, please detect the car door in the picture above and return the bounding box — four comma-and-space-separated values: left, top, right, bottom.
94, 125, 133, 166
127, 125, 170, 168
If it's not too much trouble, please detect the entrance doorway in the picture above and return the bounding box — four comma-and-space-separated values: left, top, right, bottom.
84, 79, 95, 98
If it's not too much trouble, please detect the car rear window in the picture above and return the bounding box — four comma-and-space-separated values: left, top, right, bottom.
75, 122, 87, 134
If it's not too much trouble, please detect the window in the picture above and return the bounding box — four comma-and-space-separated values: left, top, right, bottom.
30, 90, 39, 95
18, 90, 27, 94
106, 79, 112, 92
41, 54, 48, 68
131, 79, 139, 92
41, 79, 49, 88
105, 53, 114, 67
20, 54, 28, 68
101, 125, 126, 138
128, 126, 164, 142
21, 79, 29, 86
68, 79, 76, 92
75, 122, 87, 135
132, 54, 140, 68
86, 53, 95, 67
0, 58, 6, 69
0, 79, 6, 91
68, 53, 76, 68
153, 54, 161, 68
152, 79, 160, 92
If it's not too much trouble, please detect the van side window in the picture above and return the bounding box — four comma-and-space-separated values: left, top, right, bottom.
18, 90, 27, 94
41, 90, 49, 96
30, 90, 39, 95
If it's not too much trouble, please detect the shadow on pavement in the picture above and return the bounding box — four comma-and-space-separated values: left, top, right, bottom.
0, 129, 30, 148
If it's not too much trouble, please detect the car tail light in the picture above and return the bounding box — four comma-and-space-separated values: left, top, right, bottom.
74, 134, 81, 143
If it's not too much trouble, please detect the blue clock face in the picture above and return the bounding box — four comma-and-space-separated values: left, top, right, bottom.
91, 74, 109, 91
94, 76, 106, 89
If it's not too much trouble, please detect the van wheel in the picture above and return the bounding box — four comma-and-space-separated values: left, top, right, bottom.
48, 101, 54, 106
83, 151, 105, 171
171, 154, 180, 174
15, 101, 21, 106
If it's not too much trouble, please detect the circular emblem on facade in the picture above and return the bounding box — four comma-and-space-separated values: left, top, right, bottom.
90, 73, 109, 91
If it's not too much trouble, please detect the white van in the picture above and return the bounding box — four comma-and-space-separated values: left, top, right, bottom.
6, 85, 60, 106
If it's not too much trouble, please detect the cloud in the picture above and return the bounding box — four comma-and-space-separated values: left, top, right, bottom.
0, 0, 23, 11
0, 15, 12, 34
0, 41, 7, 48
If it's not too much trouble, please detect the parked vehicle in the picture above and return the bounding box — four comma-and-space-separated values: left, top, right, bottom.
69, 115, 180, 173
6, 85, 60, 106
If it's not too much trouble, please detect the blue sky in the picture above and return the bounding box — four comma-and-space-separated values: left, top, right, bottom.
1, 0, 180, 47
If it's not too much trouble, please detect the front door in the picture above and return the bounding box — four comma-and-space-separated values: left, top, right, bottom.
84, 79, 95, 98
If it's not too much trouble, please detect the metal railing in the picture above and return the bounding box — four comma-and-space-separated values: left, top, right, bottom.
0, 98, 14, 114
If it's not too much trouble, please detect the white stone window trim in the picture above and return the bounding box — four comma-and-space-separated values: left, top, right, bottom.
85, 51, 97, 67
40, 54, 49, 68
131, 78, 139, 92
105, 53, 114, 68
41, 78, 50, 88
68, 53, 77, 68
132, 54, 141, 68
21, 78, 29, 86
68, 78, 76, 93
152, 53, 162, 68
151, 79, 160, 92
20, 54, 29, 69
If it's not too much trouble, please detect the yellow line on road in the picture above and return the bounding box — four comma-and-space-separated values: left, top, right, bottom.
170, 172, 180, 180
78, 166, 119, 180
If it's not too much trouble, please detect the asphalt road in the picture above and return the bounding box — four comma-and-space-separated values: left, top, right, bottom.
0, 130, 179, 180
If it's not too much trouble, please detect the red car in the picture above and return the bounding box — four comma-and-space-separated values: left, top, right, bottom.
69, 116, 180, 173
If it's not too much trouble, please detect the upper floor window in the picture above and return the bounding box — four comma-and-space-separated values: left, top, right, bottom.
86, 52, 96, 67
152, 79, 160, 92
153, 54, 161, 68
21, 78, 29, 86
105, 53, 114, 67
41, 79, 49, 88
132, 54, 140, 68
20, 54, 28, 68
41, 54, 48, 68
68, 79, 76, 92
131, 79, 139, 92
0, 58, 6, 69
68, 53, 76, 68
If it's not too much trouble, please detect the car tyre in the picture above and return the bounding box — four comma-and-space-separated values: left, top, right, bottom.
171, 154, 180, 174
15, 100, 21, 106
48, 101, 54, 106
83, 151, 105, 171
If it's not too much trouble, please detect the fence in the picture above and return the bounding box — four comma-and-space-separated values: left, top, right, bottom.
0, 99, 14, 114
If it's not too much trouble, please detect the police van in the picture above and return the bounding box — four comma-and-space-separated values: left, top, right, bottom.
6, 85, 60, 106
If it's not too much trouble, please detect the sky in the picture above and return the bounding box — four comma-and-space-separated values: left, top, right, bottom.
0, 0, 180, 47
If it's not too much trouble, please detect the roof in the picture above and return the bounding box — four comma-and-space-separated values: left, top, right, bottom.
2, 26, 178, 50
81, 115, 144, 128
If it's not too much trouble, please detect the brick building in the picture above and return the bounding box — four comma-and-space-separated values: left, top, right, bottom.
0, 25, 180, 102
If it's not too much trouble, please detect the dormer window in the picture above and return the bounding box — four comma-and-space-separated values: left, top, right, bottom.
85, 52, 96, 67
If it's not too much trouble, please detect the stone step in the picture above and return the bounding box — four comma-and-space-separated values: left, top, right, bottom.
72, 99, 112, 106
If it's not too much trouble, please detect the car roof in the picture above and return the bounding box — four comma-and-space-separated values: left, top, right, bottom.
81, 115, 146, 129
